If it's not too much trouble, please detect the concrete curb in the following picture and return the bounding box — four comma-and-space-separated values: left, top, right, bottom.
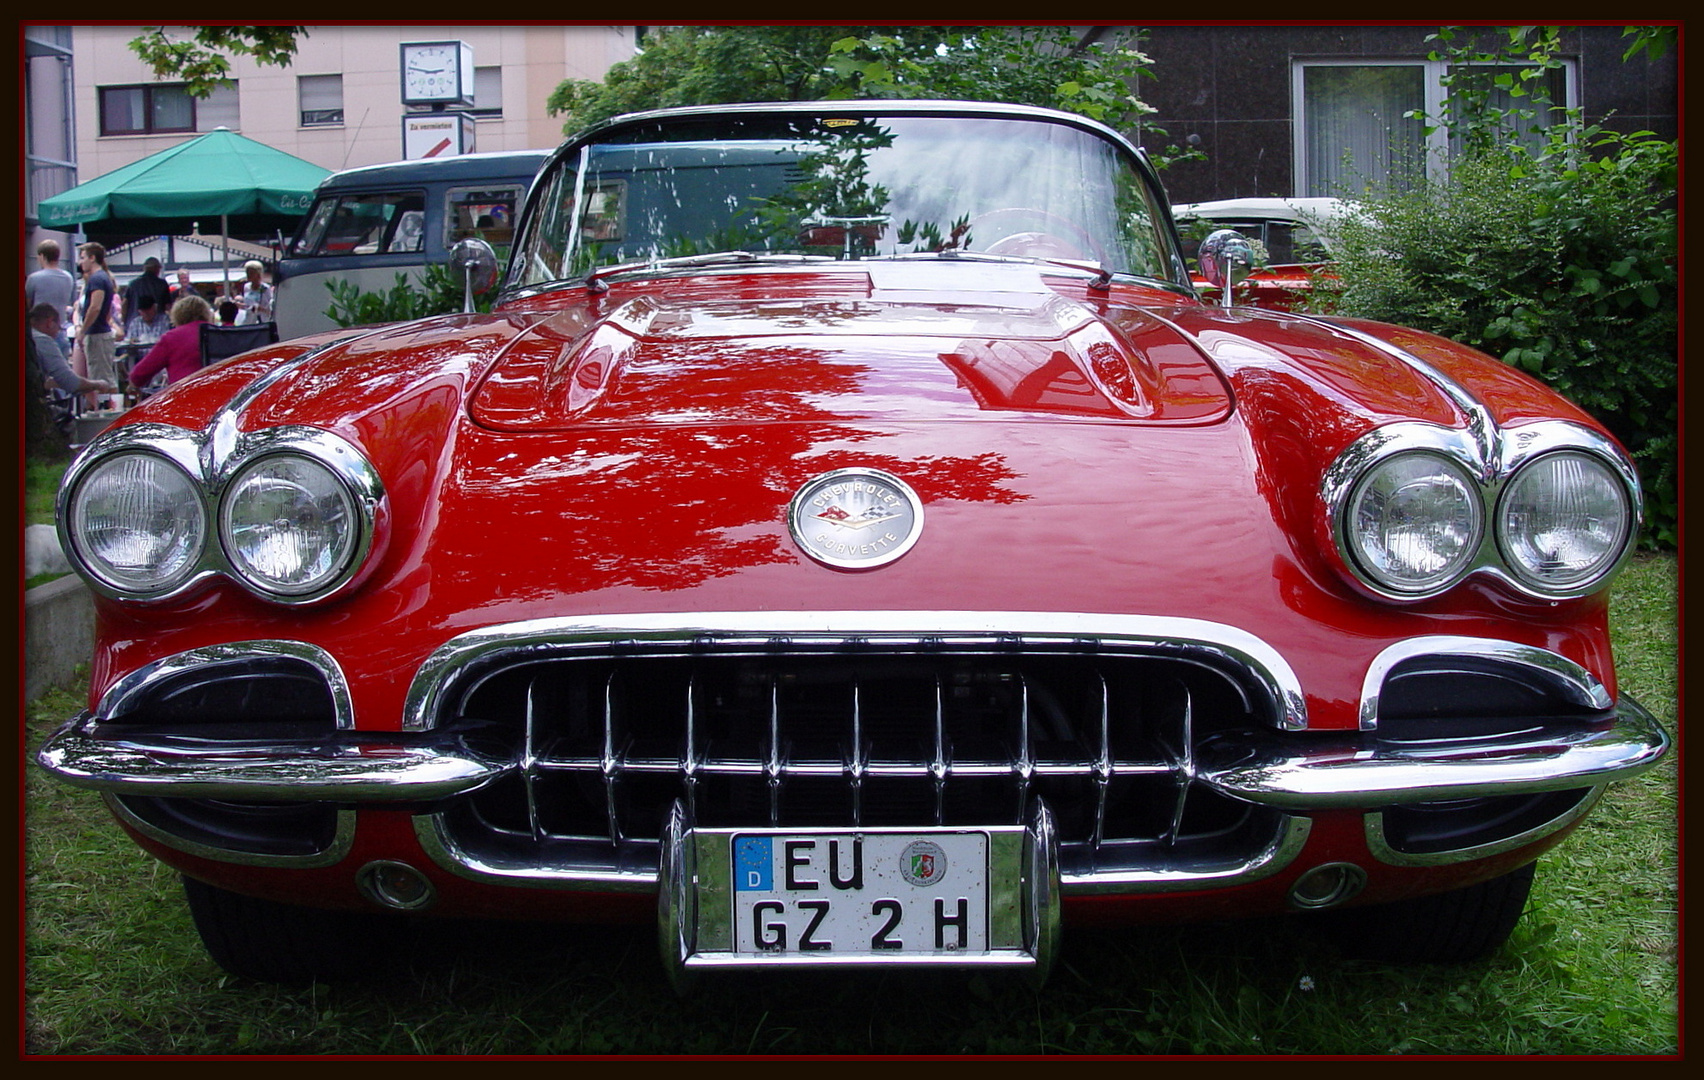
25, 575, 95, 702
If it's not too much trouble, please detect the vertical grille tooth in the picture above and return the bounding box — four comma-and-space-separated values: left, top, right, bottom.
849, 676, 865, 827
1092, 671, 1110, 849
682, 671, 699, 823
1015, 672, 1034, 824
523, 675, 544, 843
931, 673, 946, 826
766, 675, 781, 828
1164, 687, 1195, 847
600, 669, 620, 844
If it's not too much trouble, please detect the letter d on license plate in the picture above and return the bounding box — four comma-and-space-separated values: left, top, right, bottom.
659, 809, 1059, 980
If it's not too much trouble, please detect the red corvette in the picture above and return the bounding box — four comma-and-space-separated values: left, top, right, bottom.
40, 102, 1666, 987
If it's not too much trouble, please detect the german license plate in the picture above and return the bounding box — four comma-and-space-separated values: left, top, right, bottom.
731, 830, 989, 956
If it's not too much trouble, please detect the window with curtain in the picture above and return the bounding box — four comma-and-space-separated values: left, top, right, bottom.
99, 82, 239, 136
1301, 64, 1427, 198
299, 75, 344, 126
472, 67, 503, 118
1295, 59, 1574, 198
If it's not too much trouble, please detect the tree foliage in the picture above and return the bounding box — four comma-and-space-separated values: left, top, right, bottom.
547, 27, 1192, 161
1323, 26, 1677, 547
129, 26, 307, 98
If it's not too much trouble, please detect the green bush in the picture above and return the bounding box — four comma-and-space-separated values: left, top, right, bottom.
1324, 125, 1677, 548
324, 263, 492, 328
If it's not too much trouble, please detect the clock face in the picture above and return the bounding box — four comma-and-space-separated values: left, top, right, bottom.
403, 43, 463, 102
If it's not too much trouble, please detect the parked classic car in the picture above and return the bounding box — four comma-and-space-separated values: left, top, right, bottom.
40, 101, 1666, 987
1173, 197, 1356, 310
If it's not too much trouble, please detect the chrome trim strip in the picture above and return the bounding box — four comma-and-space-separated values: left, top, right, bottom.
414, 815, 661, 893
1059, 814, 1312, 894
206, 329, 386, 466
36, 713, 508, 801
1304, 315, 1499, 467
403, 611, 1310, 732
104, 794, 358, 869
415, 804, 1311, 896
1358, 636, 1614, 731
1197, 696, 1667, 809
1364, 786, 1605, 867
91, 640, 355, 730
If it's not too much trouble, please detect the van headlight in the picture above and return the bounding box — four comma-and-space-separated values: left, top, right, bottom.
65, 451, 207, 596
220, 453, 364, 598
1496, 451, 1634, 592
1342, 451, 1483, 596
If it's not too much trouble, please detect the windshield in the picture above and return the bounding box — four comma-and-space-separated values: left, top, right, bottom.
289, 190, 427, 256
510, 113, 1181, 288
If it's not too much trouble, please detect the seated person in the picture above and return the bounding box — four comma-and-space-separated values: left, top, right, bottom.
123, 296, 172, 349
127, 294, 216, 391
29, 303, 115, 397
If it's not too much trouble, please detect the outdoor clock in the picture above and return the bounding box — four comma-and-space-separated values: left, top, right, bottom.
401, 40, 474, 107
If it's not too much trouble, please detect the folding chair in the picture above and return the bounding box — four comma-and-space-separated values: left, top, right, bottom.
199, 322, 280, 367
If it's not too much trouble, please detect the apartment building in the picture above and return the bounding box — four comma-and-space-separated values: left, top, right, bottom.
25, 25, 637, 259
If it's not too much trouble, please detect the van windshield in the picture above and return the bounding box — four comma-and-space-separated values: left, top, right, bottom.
289, 191, 427, 256
511, 112, 1181, 288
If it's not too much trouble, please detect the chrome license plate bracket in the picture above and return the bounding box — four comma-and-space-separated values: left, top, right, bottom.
658, 801, 1059, 989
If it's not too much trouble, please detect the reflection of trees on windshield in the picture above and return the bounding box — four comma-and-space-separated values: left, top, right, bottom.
690, 122, 970, 260
514, 116, 1179, 285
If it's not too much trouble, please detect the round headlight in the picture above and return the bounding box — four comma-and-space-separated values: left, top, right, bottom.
220, 454, 360, 597
1344, 452, 1482, 595
1497, 451, 1632, 591
67, 451, 207, 595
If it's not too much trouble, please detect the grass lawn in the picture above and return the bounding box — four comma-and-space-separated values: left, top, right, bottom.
23, 555, 1677, 1055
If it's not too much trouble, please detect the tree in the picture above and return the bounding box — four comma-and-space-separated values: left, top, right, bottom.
547, 26, 1189, 161
128, 26, 307, 97
546, 26, 951, 129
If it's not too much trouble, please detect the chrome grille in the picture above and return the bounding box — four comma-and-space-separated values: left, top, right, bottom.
431, 638, 1289, 880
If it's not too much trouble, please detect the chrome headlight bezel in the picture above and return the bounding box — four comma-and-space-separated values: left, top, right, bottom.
1341, 450, 1484, 596
1324, 421, 1640, 602
213, 428, 385, 603
60, 440, 210, 599
1493, 441, 1640, 597
57, 423, 386, 605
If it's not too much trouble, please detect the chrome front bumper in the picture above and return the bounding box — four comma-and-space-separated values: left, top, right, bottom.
38, 695, 1667, 807
35, 620, 1670, 891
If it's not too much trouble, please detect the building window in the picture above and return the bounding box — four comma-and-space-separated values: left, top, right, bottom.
299, 74, 344, 126
1294, 59, 1574, 198
471, 66, 503, 118
99, 82, 239, 136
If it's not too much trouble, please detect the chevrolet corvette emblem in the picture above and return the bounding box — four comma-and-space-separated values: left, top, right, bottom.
788, 468, 925, 569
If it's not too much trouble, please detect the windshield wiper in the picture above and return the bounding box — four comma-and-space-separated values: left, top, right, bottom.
584, 251, 834, 294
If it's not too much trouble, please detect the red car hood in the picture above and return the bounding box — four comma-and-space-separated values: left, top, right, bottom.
472, 264, 1234, 430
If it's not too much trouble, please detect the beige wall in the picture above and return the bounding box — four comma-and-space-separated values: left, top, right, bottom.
71, 25, 635, 178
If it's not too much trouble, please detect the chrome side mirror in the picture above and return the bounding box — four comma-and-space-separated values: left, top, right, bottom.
1199, 229, 1255, 309
448, 238, 499, 313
